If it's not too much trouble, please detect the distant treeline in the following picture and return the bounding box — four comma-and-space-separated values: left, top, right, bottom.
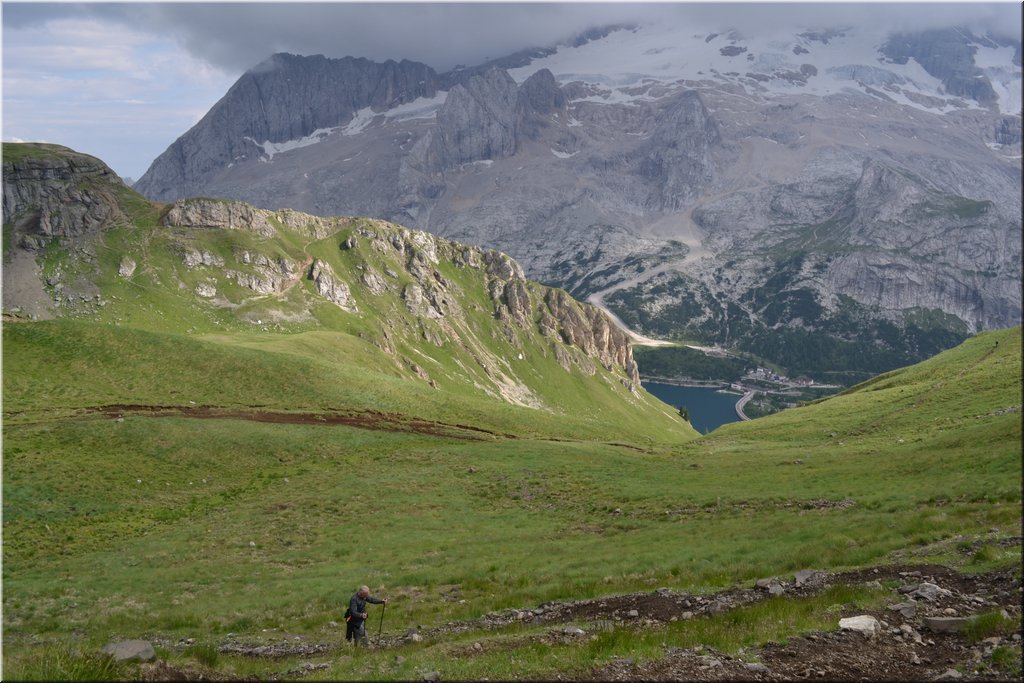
634, 346, 750, 382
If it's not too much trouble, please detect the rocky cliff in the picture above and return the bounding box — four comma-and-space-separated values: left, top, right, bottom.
427, 67, 519, 169
134, 54, 441, 201
3, 143, 128, 243
163, 198, 645, 394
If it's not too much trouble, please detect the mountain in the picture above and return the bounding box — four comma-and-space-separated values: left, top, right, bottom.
3, 142, 688, 441
134, 23, 1022, 383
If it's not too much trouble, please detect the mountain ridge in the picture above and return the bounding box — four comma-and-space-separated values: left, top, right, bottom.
130, 22, 1021, 383
4, 142, 686, 440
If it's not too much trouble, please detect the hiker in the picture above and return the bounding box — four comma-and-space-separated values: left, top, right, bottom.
345, 585, 386, 646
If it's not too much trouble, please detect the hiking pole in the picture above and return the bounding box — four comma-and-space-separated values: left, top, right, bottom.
378, 601, 386, 643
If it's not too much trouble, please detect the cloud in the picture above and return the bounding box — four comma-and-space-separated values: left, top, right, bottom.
2, 14, 235, 177
3, 2, 1020, 178
129, 3, 643, 73
17, 2, 1022, 74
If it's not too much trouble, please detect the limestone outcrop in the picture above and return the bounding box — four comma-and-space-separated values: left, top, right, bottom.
164, 199, 276, 237
2, 143, 127, 242
310, 259, 357, 312
428, 67, 519, 170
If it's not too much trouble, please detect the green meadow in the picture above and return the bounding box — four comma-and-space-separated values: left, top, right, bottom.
2, 143, 1020, 679
3, 321, 1020, 680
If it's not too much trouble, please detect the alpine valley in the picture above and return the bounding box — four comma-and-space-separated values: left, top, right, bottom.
3, 11, 1024, 682
134, 22, 1023, 383
2, 142, 1022, 682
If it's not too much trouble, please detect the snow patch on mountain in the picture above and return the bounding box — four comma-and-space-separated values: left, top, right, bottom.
246, 91, 451, 160
506, 23, 1019, 115
245, 127, 338, 162
342, 108, 377, 136
384, 91, 449, 122
974, 45, 1022, 114
343, 92, 449, 136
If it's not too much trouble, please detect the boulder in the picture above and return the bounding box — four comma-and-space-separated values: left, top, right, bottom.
756, 577, 785, 595
912, 582, 952, 601
889, 601, 918, 619
118, 256, 137, 278
101, 639, 156, 662
923, 616, 969, 633
794, 569, 821, 586
839, 615, 881, 637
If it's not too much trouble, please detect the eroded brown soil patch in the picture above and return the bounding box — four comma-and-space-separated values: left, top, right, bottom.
93, 404, 513, 440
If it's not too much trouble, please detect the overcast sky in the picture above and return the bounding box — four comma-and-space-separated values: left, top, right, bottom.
3, 1, 1021, 180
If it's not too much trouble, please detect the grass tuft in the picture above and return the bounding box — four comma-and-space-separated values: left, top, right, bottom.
3, 644, 129, 681
963, 610, 1020, 644
183, 642, 220, 668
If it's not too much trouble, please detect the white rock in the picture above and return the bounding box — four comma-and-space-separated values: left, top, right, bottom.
839, 615, 881, 637
911, 582, 952, 601
117, 257, 137, 278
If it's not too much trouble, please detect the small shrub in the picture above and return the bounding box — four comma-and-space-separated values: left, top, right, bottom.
963, 611, 1018, 643
990, 645, 1022, 674
184, 642, 220, 668
970, 545, 999, 565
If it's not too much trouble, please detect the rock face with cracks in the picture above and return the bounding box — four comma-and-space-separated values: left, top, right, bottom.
3, 144, 128, 241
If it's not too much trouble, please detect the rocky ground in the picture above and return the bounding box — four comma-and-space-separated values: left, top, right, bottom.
135, 561, 1021, 681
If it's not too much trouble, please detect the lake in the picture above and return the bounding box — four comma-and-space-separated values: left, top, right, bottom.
641, 382, 742, 434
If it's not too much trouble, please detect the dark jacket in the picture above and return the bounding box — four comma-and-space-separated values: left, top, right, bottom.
348, 592, 383, 623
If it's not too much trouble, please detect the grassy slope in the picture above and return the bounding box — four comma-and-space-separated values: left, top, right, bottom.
3, 326, 1020, 680
2, 152, 690, 423
5, 163, 692, 442
2, 144, 1020, 679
